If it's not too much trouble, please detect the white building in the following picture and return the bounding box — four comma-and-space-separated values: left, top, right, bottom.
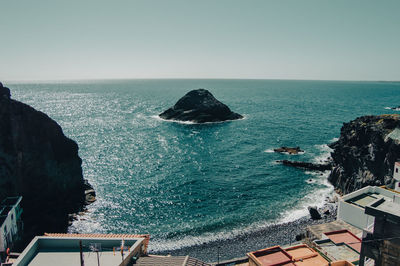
0, 197, 23, 253
337, 186, 400, 230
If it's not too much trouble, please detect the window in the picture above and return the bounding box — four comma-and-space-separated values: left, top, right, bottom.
398, 183, 400, 187
11, 214, 13, 220
397, 168, 399, 173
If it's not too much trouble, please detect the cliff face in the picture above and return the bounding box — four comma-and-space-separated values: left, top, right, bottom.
0, 82, 86, 241
329, 114, 400, 194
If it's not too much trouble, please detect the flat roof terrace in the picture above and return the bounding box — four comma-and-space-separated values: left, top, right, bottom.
314, 239, 359, 264
285, 244, 329, 265
365, 197, 400, 221
247, 246, 295, 265
324, 230, 361, 253
28, 250, 121, 266
14, 235, 147, 266
346, 193, 379, 208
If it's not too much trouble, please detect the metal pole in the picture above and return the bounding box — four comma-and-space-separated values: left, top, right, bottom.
79, 241, 84, 266
96, 250, 100, 266
217, 246, 220, 264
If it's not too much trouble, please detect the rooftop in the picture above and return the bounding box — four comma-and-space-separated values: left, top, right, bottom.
13, 235, 148, 266
365, 197, 400, 222
324, 230, 361, 253
135, 255, 210, 266
44, 233, 150, 253
306, 220, 362, 241
346, 193, 380, 208
314, 239, 359, 264
247, 246, 295, 265
285, 244, 329, 265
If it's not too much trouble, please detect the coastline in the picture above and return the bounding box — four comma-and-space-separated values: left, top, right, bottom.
153, 202, 337, 263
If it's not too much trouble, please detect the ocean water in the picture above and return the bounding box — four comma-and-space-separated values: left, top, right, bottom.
7, 79, 400, 251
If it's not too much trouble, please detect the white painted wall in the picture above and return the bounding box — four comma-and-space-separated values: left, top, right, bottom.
338, 186, 398, 230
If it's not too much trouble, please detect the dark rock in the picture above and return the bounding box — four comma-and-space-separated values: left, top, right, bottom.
274, 146, 304, 154
0, 82, 10, 99
159, 89, 243, 123
278, 160, 332, 171
329, 114, 400, 194
85, 189, 96, 204
295, 232, 306, 241
0, 83, 89, 244
391, 106, 400, 110
308, 206, 321, 220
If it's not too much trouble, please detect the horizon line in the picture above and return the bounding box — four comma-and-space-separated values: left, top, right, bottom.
3, 77, 400, 84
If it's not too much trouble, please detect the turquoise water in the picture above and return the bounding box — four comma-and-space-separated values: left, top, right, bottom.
7, 79, 400, 251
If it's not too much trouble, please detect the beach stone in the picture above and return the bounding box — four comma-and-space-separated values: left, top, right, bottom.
159, 89, 243, 123
308, 206, 322, 220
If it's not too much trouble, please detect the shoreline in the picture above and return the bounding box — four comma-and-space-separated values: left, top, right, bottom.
152, 202, 337, 263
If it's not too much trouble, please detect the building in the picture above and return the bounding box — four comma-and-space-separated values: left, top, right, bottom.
313, 230, 361, 265
359, 196, 400, 266
0, 197, 23, 253
337, 186, 400, 230
13, 233, 149, 266
246, 243, 354, 266
12, 233, 209, 266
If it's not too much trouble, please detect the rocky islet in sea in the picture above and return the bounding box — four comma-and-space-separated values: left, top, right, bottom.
159, 88, 243, 123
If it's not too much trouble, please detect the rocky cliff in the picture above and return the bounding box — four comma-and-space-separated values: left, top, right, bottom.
329, 114, 400, 194
0, 82, 86, 242
159, 89, 243, 123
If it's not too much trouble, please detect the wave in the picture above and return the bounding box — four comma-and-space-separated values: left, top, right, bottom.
149, 172, 334, 252
151, 115, 246, 125
264, 149, 305, 155
264, 149, 275, 153
312, 143, 333, 164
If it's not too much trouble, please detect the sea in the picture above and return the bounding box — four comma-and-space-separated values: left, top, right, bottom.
7, 79, 400, 252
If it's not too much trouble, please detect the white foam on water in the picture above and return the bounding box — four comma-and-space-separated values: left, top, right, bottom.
151, 115, 246, 125
264, 149, 275, 153
149, 169, 335, 252
264, 149, 305, 155
277, 171, 333, 224
330, 137, 339, 142
312, 143, 333, 164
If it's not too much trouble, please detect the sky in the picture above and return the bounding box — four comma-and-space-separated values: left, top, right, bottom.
0, 0, 399, 81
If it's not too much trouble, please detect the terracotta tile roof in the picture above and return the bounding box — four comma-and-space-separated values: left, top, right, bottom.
135, 255, 210, 266
44, 233, 150, 253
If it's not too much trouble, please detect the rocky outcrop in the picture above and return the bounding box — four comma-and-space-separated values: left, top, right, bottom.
0, 82, 87, 243
278, 160, 332, 171
274, 147, 304, 154
329, 114, 400, 194
159, 89, 243, 123
308, 206, 322, 220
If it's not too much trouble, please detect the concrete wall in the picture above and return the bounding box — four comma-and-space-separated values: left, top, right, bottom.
338, 186, 399, 230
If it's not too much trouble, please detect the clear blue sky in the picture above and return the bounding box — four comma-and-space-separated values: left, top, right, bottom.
1, 0, 399, 81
